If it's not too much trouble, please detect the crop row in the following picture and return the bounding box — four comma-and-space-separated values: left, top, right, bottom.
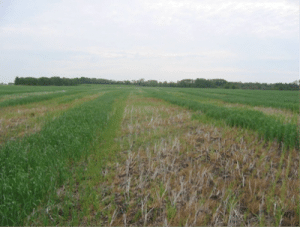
0, 90, 86, 107
0, 85, 80, 97
172, 88, 299, 113
0, 90, 125, 225
144, 89, 299, 149
0, 85, 117, 107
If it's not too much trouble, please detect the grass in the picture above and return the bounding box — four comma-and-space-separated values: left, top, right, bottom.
0, 91, 105, 144
0, 85, 73, 96
0, 90, 83, 107
0, 89, 126, 225
171, 90, 298, 125
0, 84, 116, 104
25, 91, 129, 226
144, 89, 299, 149
174, 87, 299, 113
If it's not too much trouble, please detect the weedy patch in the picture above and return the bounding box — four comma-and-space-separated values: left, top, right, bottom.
90, 94, 299, 226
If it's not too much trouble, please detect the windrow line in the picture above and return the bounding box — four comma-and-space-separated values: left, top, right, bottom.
0, 92, 106, 144
173, 88, 299, 113
0, 86, 71, 96
144, 89, 299, 149
0, 85, 117, 107
0, 90, 125, 225
0, 90, 84, 108
169, 91, 297, 125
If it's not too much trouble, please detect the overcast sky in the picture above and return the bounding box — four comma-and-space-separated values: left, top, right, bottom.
0, 0, 298, 84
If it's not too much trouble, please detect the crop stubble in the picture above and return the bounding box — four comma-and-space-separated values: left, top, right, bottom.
97, 94, 299, 226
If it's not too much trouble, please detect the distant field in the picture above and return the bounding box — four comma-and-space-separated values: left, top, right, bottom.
0, 85, 299, 226
174, 88, 299, 113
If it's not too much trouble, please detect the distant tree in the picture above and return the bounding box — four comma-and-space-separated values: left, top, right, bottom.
195, 78, 206, 88
169, 82, 176, 87
162, 81, 168, 87
38, 77, 50, 86
178, 79, 193, 87
150, 80, 159, 87
15, 76, 79, 86
195, 78, 214, 88
224, 83, 230, 89
211, 79, 227, 87
14, 77, 20, 85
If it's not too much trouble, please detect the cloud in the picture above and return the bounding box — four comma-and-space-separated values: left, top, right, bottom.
0, 0, 298, 83
142, 0, 298, 38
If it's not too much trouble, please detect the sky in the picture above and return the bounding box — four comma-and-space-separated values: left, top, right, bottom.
0, 0, 298, 84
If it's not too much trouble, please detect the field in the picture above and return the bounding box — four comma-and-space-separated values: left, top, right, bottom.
0, 85, 299, 226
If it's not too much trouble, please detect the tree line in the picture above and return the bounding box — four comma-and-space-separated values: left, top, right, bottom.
14, 76, 299, 90
14, 77, 79, 86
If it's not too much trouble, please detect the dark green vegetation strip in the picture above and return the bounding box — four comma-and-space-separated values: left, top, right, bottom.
24, 92, 129, 226
0, 90, 86, 107
55, 86, 122, 104
56, 90, 103, 104
0, 90, 125, 225
0, 84, 115, 99
173, 88, 299, 113
62, 93, 128, 225
0, 85, 71, 96
144, 89, 299, 149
